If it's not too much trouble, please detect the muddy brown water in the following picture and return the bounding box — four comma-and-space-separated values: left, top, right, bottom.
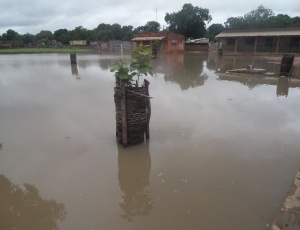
0, 52, 300, 230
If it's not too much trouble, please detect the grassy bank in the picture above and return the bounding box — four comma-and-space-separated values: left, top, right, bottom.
0, 47, 93, 54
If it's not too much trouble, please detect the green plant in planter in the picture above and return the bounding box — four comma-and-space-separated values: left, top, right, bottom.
110, 44, 154, 87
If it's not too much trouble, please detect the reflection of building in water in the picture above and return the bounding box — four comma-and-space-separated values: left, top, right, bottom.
277, 78, 290, 97
217, 73, 300, 97
0, 174, 66, 230
153, 53, 209, 90
118, 141, 153, 222
216, 56, 300, 79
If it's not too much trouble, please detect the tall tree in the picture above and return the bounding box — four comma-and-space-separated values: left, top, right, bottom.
143, 21, 161, 32
36, 30, 54, 40
125, 31, 134, 40
292, 16, 300, 25
207, 23, 224, 41
165, 3, 212, 38
54, 29, 70, 44
69, 26, 88, 40
222, 5, 300, 28
111, 23, 123, 40
122, 26, 133, 35
22, 33, 35, 44
133, 26, 144, 34
243, 5, 274, 27
224, 16, 246, 28
4, 29, 21, 40
264, 14, 292, 26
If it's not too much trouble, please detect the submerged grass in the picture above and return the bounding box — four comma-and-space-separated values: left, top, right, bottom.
0, 47, 93, 54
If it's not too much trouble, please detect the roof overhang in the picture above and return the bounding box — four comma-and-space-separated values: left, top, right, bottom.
132, 36, 165, 41
216, 31, 300, 38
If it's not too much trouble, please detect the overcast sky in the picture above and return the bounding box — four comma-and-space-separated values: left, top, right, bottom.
0, 0, 299, 35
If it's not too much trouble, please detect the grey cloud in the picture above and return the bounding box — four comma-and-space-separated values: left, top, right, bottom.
0, 0, 298, 34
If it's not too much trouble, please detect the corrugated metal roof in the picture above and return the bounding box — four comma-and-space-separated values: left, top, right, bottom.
132, 36, 165, 41
216, 30, 300, 38
186, 38, 209, 43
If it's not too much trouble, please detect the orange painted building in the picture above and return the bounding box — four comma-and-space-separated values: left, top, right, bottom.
132, 31, 185, 52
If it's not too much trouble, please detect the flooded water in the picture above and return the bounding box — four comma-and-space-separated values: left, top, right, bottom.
0, 52, 300, 230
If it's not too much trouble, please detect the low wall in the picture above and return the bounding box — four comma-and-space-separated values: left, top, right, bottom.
221, 52, 300, 57
185, 44, 208, 51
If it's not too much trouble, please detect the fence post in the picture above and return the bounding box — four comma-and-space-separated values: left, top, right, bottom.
120, 81, 128, 146
70, 53, 77, 64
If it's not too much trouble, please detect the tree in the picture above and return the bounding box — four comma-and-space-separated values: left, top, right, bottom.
97, 23, 111, 31
207, 23, 224, 41
292, 16, 300, 25
0, 174, 66, 230
133, 26, 144, 34
22, 33, 35, 44
40, 38, 49, 45
143, 21, 161, 32
122, 26, 133, 35
243, 5, 274, 27
224, 5, 277, 28
111, 23, 123, 40
5, 29, 21, 40
97, 30, 113, 41
264, 14, 292, 26
224, 16, 246, 28
125, 31, 134, 40
165, 3, 212, 38
69, 26, 88, 40
36, 30, 54, 40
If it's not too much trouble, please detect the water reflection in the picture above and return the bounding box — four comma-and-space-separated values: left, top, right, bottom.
215, 56, 300, 78
0, 143, 2, 151
98, 58, 116, 71
118, 141, 153, 222
217, 73, 300, 96
70, 64, 80, 80
153, 53, 208, 90
0, 174, 66, 230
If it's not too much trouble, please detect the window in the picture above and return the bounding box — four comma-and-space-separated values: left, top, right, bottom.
227, 38, 235, 45
172, 40, 177, 46
245, 37, 255, 45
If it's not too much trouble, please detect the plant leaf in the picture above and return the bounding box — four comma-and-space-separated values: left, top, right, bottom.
118, 71, 129, 79
110, 64, 120, 72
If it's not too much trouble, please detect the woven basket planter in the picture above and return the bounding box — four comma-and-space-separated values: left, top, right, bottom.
114, 78, 151, 147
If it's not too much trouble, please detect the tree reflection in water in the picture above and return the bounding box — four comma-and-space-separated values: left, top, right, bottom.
118, 141, 153, 222
0, 174, 66, 230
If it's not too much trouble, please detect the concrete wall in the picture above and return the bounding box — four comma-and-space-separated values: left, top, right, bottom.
209, 43, 218, 52
185, 43, 209, 51
91, 40, 132, 51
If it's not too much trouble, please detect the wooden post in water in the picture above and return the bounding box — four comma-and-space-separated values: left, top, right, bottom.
144, 79, 151, 139
70, 53, 77, 64
120, 81, 127, 147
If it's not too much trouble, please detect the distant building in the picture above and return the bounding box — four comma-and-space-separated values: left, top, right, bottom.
0, 40, 24, 45
132, 31, 185, 52
69, 40, 87, 45
185, 38, 209, 51
91, 40, 132, 51
216, 25, 300, 55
